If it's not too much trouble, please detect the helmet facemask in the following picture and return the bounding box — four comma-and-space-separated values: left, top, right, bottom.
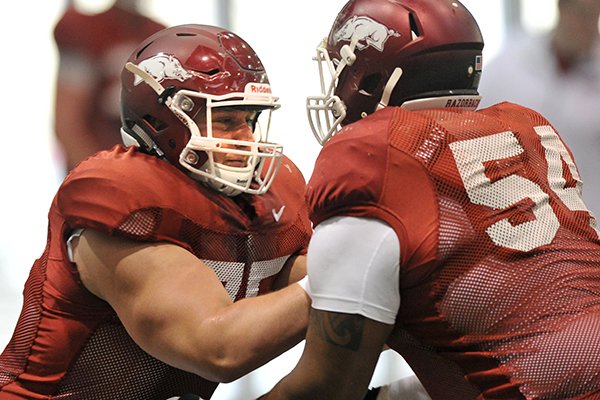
172, 88, 282, 196
307, 38, 353, 146
124, 60, 283, 197
307, 35, 404, 145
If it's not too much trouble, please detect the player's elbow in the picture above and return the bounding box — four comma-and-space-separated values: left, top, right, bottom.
208, 366, 246, 384
129, 311, 249, 383
190, 321, 259, 382
194, 346, 252, 383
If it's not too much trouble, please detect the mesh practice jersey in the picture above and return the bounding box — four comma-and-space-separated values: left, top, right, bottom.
0, 146, 311, 399
307, 103, 600, 400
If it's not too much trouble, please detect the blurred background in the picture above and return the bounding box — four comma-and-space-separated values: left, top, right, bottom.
0, 0, 591, 398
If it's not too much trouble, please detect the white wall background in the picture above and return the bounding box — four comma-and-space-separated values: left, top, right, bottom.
0, 1, 557, 398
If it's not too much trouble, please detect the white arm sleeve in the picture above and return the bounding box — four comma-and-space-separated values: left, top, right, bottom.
307, 216, 401, 324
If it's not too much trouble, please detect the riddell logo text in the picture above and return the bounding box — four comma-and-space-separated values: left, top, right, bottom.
248, 84, 272, 94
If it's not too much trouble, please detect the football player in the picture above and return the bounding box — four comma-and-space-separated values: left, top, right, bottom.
260, 1, 600, 399
0, 25, 312, 399
53, 0, 166, 173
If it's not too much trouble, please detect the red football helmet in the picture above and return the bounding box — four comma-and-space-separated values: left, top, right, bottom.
121, 24, 282, 196
307, 0, 484, 144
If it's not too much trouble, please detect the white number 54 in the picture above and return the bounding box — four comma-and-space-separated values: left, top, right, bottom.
449, 125, 598, 251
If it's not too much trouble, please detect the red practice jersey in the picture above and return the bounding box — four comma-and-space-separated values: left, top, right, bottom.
0, 146, 311, 399
307, 102, 600, 399
53, 6, 166, 153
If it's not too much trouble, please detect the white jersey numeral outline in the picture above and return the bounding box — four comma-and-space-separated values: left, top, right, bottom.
449, 125, 598, 251
203, 255, 289, 300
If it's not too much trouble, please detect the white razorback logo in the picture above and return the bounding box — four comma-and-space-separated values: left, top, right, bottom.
133, 53, 194, 86
333, 16, 400, 52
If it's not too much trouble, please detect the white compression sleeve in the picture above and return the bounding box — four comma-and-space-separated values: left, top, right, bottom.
307, 216, 400, 324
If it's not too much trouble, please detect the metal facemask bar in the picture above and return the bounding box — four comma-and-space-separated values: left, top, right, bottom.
306, 38, 356, 146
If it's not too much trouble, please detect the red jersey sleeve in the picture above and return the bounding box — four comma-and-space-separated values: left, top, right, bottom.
58, 146, 221, 251
307, 107, 439, 272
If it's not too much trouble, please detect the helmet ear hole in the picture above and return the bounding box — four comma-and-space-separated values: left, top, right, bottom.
358, 73, 383, 96
143, 114, 168, 132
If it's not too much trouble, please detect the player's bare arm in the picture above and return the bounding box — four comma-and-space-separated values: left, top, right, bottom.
72, 228, 310, 382
261, 309, 392, 400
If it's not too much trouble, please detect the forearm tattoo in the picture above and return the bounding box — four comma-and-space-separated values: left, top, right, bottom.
311, 310, 365, 351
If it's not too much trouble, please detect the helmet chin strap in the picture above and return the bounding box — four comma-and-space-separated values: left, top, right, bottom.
202, 161, 252, 197
376, 67, 403, 111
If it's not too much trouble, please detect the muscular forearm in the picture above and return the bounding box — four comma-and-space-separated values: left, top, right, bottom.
195, 282, 310, 382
